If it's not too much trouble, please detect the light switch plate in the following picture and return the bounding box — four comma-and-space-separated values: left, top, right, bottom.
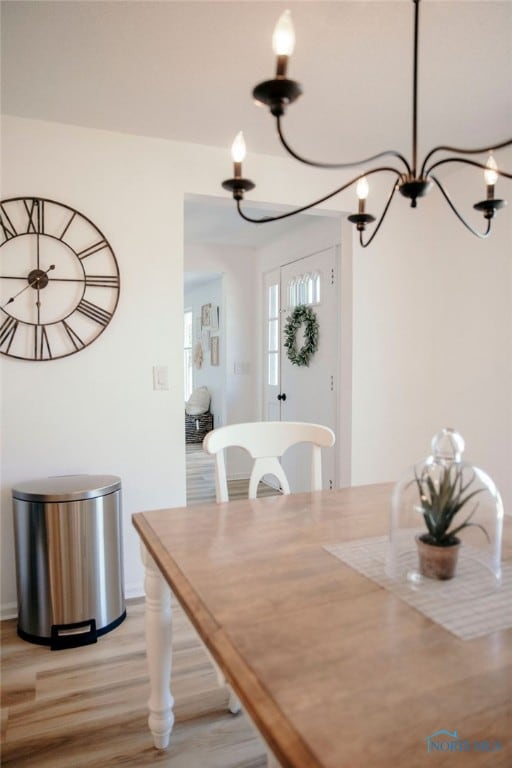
153, 366, 169, 390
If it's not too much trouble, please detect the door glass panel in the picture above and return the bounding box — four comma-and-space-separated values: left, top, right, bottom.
313, 271, 321, 304
267, 282, 280, 386
286, 271, 322, 307
268, 352, 278, 386
268, 318, 279, 351
287, 279, 295, 309
305, 273, 313, 304
298, 274, 305, 304
269, 283, 278, 317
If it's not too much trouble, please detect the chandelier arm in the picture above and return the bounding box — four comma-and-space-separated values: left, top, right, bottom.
420, 138, 512, 178
430, 175, 493, 239
425, 156, 512, 180
359, 181, 400, 248
235, 167, 402, 224
236, 199, 296, 223
276, 116, 412, 175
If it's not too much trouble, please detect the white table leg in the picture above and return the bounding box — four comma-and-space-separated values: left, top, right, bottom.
202, 643, 241, 714
141, 543, 174, 749
228, 688, 241, 714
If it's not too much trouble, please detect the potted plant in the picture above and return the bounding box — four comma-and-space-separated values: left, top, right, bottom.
414, 463, 488, 580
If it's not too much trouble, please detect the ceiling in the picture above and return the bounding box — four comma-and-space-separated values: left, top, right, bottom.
183, 196, 328, 247
184, 270, 221, 291
2, 1, 511, 245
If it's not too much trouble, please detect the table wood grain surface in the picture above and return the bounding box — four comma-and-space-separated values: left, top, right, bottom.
132, 483, 512, 768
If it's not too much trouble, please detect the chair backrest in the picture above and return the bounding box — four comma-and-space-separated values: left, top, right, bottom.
203, 421, 335, 502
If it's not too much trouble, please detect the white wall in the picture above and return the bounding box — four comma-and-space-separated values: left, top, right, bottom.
185, 242, 261, 478
257, 215, 342, 274
351, 160, 512, 514
2, 115, 353, 616
1, 115, 510, 618
185, 243, 260, 424
184, 277, 224, 423
0, 118, 186, 613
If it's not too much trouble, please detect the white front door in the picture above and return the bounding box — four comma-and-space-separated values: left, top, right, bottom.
263, 247, 338, 492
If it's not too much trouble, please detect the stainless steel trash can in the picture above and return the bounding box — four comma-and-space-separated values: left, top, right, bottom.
12, 474, 126, 650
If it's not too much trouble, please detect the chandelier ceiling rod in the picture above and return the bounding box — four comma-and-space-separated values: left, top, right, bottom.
412, 0, 420, 178
222, 0, 511, 247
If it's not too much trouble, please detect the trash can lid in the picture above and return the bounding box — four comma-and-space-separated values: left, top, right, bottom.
12, 474, 121, 502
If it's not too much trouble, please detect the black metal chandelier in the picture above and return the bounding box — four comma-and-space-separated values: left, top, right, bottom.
222, 0, 511, 247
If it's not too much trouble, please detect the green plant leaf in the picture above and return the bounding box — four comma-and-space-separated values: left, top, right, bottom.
415, 463, 488, 545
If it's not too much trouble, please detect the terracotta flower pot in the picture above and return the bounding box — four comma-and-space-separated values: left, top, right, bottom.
416, 534, 461, 580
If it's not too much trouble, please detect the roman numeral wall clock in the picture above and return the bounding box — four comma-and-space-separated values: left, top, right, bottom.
0, 197, 120, 361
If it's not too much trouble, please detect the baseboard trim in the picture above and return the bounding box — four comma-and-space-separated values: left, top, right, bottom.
1, 602, 18, 621
125, 583, 144, 601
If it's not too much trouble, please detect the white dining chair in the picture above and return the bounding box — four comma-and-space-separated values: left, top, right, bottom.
203, 420, 336, 502
203, 420, 335, 766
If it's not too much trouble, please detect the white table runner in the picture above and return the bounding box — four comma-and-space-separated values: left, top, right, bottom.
324, 536, 512, 640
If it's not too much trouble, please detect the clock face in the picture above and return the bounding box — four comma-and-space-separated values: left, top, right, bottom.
0, 197, 120, 361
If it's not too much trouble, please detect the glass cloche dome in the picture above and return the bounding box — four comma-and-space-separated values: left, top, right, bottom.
387, 428, 503, 594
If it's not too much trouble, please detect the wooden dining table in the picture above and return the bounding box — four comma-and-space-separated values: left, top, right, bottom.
132, 483, 512, 767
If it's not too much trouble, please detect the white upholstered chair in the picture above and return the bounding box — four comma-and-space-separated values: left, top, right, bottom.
203, 420, 335, 502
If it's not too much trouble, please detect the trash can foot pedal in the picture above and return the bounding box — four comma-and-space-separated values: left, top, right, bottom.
51, 619, 97, 650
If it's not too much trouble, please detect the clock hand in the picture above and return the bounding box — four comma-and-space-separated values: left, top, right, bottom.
2, 264, 55, 309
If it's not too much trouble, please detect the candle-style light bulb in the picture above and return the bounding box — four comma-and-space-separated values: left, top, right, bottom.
347, 175, 375, 231
356, 177, 369, 201
272, 10, 295, 77
356, 176, 369, 213
272, 10, 295, 56
484, 154, 498, 188
231, 131, 246, 178
231, 131, 246, 163
473, 152, 506, 220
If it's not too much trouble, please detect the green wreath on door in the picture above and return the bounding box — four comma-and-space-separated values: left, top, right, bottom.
283, 305, 319, 367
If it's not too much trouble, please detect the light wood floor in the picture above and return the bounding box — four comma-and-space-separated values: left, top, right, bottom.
1, 446, 279, 767
1, 600, 266, 767
185, 444, 279, 505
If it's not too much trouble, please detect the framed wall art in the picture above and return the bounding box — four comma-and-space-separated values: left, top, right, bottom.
201, 303, 211, 328
210, 335, 219, 366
